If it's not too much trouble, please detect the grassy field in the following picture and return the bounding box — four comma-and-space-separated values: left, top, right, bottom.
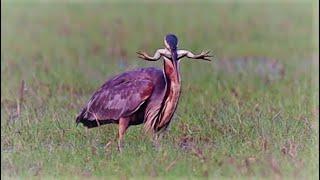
1, 1, 319, 179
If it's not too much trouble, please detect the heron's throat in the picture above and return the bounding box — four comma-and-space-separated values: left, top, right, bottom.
163, 58, 181, 84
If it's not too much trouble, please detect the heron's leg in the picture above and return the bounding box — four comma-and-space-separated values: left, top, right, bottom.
118, 117, 129, 152
152, 133, 159, 149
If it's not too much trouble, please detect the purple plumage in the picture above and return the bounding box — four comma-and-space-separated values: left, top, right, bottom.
76, 67, 166, 129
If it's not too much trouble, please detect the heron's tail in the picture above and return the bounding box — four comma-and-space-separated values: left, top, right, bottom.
76, 107, 87, 128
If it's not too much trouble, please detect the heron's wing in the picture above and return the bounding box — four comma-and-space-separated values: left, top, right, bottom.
77, 75, 154, 123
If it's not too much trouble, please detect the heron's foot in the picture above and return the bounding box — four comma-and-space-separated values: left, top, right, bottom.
152, 140, 160, 150
104, 141, 112, 150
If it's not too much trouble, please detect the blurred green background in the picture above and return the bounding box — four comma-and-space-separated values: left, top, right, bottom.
1, 1, 318, 179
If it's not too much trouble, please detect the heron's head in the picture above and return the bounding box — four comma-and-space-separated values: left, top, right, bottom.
164, 34, 178, 52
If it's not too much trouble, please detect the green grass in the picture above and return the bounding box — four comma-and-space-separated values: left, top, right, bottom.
1, 1, 319, 179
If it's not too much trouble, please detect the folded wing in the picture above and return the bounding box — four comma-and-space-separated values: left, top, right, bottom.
76, 73, 154, 128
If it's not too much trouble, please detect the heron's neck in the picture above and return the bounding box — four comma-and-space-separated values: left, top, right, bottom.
163, 57, 181, 85
154, 56, 181, 131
